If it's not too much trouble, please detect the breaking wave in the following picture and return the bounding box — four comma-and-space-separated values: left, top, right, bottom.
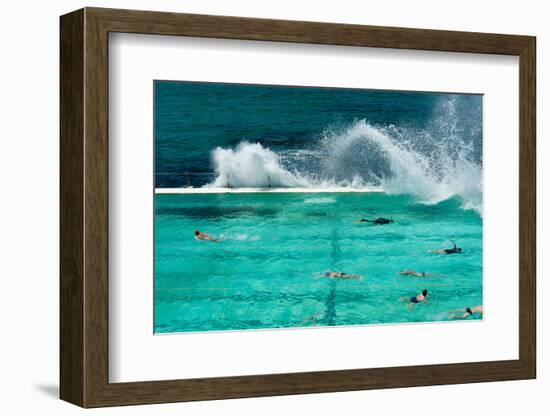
206, 98, 482, 214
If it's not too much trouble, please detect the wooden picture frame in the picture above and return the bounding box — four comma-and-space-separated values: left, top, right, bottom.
60, 7, 536, 408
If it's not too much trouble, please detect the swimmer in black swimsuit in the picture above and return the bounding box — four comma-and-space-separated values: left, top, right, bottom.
399, 270, 435, 277
400, 289, 430, 310
430, 240, 463, 254
449, 305, 483, 319
355, 217, 393, 224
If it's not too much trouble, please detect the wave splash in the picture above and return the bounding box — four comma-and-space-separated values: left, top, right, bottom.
206, 99, 482, 214
209, 142, 310, 188
319, 120, 482, 213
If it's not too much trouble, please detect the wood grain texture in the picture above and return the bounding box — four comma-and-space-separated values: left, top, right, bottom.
518, 38, 536, 376
59, 8, 85, 407
83, 11, 110, 406
59, 7, 537, 408
88, 7, 532, 55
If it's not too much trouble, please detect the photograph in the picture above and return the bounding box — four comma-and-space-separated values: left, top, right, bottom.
50, 3, 539, 410
153, 81, 484, 334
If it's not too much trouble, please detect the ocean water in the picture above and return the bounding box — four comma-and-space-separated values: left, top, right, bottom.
154, 81, 483, 333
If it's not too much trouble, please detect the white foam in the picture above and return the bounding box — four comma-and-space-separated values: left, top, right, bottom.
320, 120, 482, 213
206, 121, 481, 213
208, 142, 308, 188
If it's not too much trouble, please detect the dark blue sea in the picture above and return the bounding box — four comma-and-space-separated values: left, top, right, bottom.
154, 81, 482, 201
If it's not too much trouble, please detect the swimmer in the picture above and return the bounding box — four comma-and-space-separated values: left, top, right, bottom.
430, 240, 462, 254
194, 230, 218, 242
324, 271, 363, 280
399, 269, 434, 277
449, 305, 483, 319
400, 289, 430, 310
355, 217, 393, 224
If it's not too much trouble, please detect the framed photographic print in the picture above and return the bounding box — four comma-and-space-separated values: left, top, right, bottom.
60, 7, 536, 408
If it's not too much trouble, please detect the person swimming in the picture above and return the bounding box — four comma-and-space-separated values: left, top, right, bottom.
356, 217, 393, 224
194, 230, 218, 242
324, 271, 363, 280
430, 240, 462, 254
449, 305, 483, 319
399, 269, 433, 277
400, 289, 430, 310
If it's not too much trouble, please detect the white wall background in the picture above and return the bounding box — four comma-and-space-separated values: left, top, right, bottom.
0, 0, 545, 414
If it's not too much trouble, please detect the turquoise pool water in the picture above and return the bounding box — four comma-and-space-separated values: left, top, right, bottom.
154, 192, 482, 333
